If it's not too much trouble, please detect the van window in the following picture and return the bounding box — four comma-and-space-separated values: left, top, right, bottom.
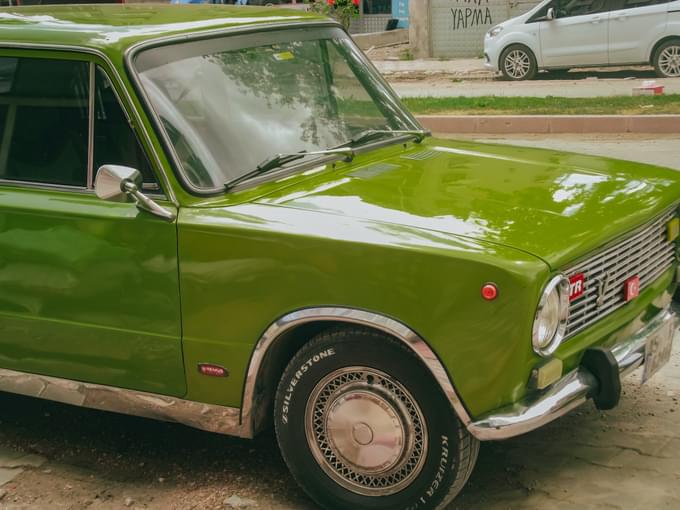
556, 0, 609, 17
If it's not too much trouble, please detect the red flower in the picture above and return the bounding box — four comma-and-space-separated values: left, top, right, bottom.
327, 0, 334, 5
352, 0, 359, 5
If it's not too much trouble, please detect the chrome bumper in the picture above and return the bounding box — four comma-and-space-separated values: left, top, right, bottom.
468, 307, 677, 441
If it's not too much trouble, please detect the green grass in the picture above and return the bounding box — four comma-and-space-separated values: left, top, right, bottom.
402, 95, 680, 115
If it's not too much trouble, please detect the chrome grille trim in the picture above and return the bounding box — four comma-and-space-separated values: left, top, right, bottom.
564, 208, 677, 338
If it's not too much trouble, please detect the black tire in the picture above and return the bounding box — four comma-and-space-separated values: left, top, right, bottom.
274, 327, 479, 510
653, 39, 680, 78
500, 44, 538, 81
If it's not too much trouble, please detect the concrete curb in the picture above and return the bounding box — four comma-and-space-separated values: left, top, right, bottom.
416, 115, 680, 134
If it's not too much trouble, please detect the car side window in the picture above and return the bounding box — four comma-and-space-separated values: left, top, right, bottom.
556, 0, 609, 17
93, 67, 159, 191
0, 57, 89, 187
619, 0, 670, 8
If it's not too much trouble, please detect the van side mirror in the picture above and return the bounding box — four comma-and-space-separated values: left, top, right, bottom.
95, 165, 175, 222
546, 7, 556, 20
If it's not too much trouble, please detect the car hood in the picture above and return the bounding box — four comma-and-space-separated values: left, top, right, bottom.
255, 139, 680, 269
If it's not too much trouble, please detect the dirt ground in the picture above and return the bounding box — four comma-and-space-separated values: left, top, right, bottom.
1, 330, 679, 510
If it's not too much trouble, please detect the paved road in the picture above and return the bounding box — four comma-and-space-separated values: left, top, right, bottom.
374, 59, 680, 98
391, 76, 680, 98
441, 134, 680, 171
0, 338, 678, 509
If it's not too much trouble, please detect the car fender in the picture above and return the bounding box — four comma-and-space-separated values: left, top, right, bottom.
495, 31, 543, 68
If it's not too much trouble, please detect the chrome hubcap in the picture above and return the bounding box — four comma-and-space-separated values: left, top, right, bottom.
505, 49, 530, 79
305, 367, 428, 496
659, 46, 680, 77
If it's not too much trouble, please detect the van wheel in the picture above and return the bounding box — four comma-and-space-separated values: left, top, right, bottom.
500, 44, 537, 81
274, 327, 479, 510
654, 40, 680, 78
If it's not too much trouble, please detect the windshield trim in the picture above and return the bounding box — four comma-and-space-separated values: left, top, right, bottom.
125, 21, 423, 197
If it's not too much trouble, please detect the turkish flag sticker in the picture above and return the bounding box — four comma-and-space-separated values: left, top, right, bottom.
625, 275, 640, 302
569, 273, 585, 302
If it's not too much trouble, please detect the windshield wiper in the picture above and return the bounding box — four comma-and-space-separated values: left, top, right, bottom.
224, 148, 356, 191
339, 129, 431, 149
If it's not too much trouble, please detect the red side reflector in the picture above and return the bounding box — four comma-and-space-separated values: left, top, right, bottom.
624, 275, 640, 302
569, 273, 585, 302
197, 364, 229, 378
481, 283, 498, 301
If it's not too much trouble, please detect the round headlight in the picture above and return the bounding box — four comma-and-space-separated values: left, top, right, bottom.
532, 275, 570, 357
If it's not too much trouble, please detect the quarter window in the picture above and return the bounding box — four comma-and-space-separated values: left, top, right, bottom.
94, 67, 158, 191
0, 57, 89, 187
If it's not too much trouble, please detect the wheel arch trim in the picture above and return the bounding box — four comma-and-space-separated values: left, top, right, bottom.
239, 307, 474, 438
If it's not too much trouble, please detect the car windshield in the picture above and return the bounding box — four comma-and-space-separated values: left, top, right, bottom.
134, 27, 421, 192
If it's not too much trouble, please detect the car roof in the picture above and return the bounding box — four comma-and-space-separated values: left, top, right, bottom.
0, 4, 327, 59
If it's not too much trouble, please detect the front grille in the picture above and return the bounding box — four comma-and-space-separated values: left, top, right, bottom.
565, 208, 677, 339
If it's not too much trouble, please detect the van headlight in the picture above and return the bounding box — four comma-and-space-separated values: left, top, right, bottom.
532, 275, 570, 357
487, 26, 503, 38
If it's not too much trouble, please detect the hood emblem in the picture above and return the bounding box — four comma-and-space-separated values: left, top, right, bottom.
595, 272, 613, 309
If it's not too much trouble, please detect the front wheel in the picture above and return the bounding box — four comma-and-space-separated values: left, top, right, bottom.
654, 40, 680, 78
500, 44, 538, 81
274, 327, 479, 510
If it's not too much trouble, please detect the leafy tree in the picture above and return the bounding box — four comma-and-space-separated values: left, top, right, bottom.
306, 0, 360, 29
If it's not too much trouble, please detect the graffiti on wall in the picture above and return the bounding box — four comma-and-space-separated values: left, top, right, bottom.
450, 0, 493, 30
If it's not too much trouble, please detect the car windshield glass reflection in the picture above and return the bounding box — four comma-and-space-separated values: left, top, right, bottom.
135, 27, 419, 191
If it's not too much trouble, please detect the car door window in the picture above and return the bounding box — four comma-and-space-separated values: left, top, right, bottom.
618, 0, 670, 7
556, 0, 609, 17
93, 67, 159, 191
0, 57, 89, 187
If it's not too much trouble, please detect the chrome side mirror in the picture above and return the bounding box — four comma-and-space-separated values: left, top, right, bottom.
95, 165, 175, 222
546, 7, 556, 20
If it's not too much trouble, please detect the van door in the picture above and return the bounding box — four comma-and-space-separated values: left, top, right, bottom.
540, 0, 611, 67
608, 0, 670, 64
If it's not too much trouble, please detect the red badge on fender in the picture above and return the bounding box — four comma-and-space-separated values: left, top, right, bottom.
569, 273, 585, 302
624, 275, 640, 302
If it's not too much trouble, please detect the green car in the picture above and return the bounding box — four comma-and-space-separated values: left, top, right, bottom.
0, 4, 678, 509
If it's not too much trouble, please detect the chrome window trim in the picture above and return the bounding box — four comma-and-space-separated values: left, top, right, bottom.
0, 42, 177, 205
0, 367, 243, 437
0, 178, 91, 194
240, 307, 474, 438
124, 20, 422, 196
87, 61, 96, 189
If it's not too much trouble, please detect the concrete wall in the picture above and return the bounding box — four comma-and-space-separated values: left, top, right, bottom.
352, 28, 409, 50
409, 0, 432, 59
410, 0, 540, 58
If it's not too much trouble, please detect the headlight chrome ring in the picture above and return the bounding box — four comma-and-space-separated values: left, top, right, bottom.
532, 275, 570, 357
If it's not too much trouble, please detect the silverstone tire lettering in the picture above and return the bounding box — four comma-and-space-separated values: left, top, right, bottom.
281, 348, 335, 424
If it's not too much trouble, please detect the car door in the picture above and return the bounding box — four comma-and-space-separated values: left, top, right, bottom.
0, 52, 186, 396
539, 0, 611, 67
608, 0, 670, 64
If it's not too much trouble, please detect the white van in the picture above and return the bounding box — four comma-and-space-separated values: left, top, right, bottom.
484, 0, 680, 80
